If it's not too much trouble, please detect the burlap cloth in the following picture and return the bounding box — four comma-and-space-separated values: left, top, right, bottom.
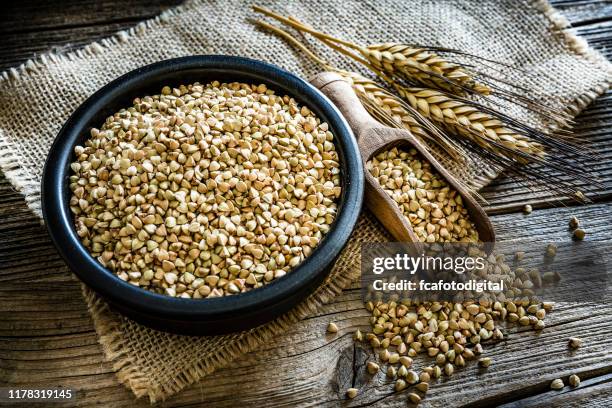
1, 0, 610, 403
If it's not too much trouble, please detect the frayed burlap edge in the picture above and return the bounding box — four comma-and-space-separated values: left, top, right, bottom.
0, 0, 610, 404
532, 0, 612, 115
0, 129, 43, 218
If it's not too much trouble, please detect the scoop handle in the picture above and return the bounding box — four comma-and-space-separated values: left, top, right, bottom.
310, 72, 381, 139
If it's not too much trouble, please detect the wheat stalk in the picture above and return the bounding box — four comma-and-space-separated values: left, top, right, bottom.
253, 6, 488, 96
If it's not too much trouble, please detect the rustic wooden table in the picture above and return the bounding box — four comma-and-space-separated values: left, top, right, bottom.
1, 1, 611, 407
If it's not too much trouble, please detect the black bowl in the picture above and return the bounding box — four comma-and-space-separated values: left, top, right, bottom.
41, 56, 364, 335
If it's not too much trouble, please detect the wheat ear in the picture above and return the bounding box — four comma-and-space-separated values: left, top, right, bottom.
254, 8, 598, 198
256, 15, 541, 163
392, 85, 545, 162
362, 43, 491, 95
337, 70, 466, 158
254, 7, 574, 128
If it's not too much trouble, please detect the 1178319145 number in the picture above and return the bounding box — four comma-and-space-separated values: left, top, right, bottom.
1, 388, 75, 402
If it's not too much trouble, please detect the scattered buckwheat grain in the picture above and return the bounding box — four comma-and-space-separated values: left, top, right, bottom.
569, 216, 579, 229
367, 361, 380, 375
408, 392, 421, 404
478, 357, 492, 368
550, 378, 564, 390
346, 388, 359, 399
569, 337, 583, 349
573, 228, 586, 240
569, 374, 580, 387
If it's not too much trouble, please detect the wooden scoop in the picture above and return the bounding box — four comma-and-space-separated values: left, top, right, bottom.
311, 72, 495, 244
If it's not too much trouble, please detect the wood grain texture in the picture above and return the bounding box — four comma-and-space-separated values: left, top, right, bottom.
0, 0, 183, 33
0, 0, 182, 71
0, 0, 611, 407
556, 1, 612, 27
481, 92, 612, 214
497, 374, 612, 408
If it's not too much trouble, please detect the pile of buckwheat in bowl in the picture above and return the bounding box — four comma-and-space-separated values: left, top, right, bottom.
69, 81, 342, 299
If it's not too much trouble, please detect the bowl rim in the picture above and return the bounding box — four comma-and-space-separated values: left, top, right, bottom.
41, 55, 364, 320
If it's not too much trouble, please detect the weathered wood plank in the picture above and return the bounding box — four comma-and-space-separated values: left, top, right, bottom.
554, 1, 612, 27
572, 21, 612, 60
482, 93, 612, 213
496, 373, 612, 408
0, 23, 151, 72
0, 0, 183, 34
0, 0, 182, 71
